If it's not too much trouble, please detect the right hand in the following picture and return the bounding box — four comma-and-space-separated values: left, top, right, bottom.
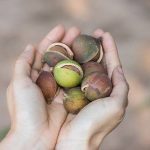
56, 30, 129, 150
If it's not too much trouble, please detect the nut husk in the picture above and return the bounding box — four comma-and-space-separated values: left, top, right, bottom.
72, 35, 103, 63
36, 71, 58, 104
82, 61, 107, 77
43, 43, 73, 67
81, 72, 112, 101
47, 42, 73, 59
63, 87, 89, 114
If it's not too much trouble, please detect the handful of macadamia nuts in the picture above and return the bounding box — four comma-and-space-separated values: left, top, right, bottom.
36, 34, 112, 114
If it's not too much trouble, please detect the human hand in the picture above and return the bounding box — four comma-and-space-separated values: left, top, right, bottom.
55, 30, 129, 150
0, 26, 129, 150
0, 25, 81, 150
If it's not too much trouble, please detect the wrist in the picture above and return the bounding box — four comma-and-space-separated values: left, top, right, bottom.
88, 133, 105, 150
0, 130, 24, 150
0, 129, 48, 150
56, 133, 104, 150
56, 138, 90, 150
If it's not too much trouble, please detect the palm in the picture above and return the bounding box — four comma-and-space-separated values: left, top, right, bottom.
8, 73, 67, 149
56, 96, 125, 147
6, 26, 129, 150
55, 28, 129, 149
7, 26, 81, 149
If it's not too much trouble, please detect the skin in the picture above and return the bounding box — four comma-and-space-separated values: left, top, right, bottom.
0, 25, 129, 150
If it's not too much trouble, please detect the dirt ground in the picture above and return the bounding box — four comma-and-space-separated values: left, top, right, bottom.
0, 0, 150, 149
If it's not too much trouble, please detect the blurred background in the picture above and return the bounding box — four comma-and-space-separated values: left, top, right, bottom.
0, 0, 150, 149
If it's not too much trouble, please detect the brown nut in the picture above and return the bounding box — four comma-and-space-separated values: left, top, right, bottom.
82, 61, 107, 77
36, 71, 58, 104
43, 43, 73, 67
72, 35, 103, 63
63, 87, 89, 114
81, 72, 112, 101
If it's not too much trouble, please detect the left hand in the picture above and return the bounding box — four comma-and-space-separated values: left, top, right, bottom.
0, 25, 80, 150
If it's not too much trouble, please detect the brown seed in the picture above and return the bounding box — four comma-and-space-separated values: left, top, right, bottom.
81, 72, 112, 101
36, 71, 58, 104
63, 87, 89, 114
72, 34, 103, 63
82, 61, 107, 77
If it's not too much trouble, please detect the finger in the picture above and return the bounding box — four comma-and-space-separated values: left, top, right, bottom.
32, 25, 65, 72
111, 66, 129, 108
101, 32, 121, 78
14, 44, 35, 80
62, 26, 80, 46
63, 113, 76, 125
31, 69, 39, 82
6, 84, 15, 123
48, 89, 67, 128
93, 29, 107, 69
42, 63, 51, 72
93, 28, 105, 37
48, 89, 75, 126
38, 25, 65, 54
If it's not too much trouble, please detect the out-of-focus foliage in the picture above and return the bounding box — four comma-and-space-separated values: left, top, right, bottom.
0, 127, 9, 141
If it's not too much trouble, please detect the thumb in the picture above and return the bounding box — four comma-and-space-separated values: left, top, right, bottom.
111, 66, 129, 108
14, 44, 35, 80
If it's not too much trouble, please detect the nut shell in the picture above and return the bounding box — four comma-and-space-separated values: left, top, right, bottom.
72, 34, 103, 63
81, 72, 112, 101
63, 87, 89, 114
36, 71, 58, 104
43, 43, 73, 67
47, 42, 73, 59
82, 61, 107, 77
49, 45, 69, 57
43, 51, 69, 67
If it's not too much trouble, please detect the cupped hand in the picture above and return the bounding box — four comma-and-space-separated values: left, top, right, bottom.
56, 30, 129, 150
0, 26, 129, 150
0, 25, 80, 150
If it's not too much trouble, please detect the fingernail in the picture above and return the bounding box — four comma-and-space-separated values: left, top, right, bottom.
117, 66, 124, 74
